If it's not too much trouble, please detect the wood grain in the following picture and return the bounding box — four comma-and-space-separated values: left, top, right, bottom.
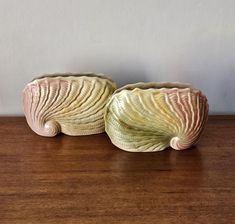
0, 116, 234, 224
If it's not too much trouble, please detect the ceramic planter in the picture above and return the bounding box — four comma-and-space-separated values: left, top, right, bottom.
23, 73, 116, 137
104, 82, 209, 152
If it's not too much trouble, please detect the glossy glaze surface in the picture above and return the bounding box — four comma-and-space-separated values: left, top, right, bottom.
105, 82, 209, 152
23, 73, 116, 137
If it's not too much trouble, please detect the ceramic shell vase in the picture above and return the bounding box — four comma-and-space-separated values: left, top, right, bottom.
23, 73, 116, 137
104, 82, 209, 152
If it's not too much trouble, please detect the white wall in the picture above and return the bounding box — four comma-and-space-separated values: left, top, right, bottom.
0, 0, 235, 115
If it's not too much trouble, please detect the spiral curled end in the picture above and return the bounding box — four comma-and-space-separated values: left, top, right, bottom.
170, 136, 189, 151
44, 120, 61, 137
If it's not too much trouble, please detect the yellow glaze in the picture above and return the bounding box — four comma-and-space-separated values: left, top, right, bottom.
23, 73, 116, 137
104, 82, 208, 152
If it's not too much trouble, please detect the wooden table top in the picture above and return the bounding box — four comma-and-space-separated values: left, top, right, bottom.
0, 116, 234, 224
